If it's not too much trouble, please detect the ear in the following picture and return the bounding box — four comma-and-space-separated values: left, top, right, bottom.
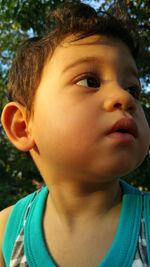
1, 102, 35, 151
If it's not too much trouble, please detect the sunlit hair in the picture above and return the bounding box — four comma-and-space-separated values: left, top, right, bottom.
8, 2, 139, 119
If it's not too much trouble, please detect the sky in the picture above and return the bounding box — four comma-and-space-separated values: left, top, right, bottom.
82, 0, 104, 10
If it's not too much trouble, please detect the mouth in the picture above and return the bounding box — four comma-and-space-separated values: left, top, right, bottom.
107, 118, 138, 139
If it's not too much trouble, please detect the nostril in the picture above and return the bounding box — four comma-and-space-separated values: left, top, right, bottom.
103, 96, 136, 114
114, 102, 136, 114
114, 103, 122, 108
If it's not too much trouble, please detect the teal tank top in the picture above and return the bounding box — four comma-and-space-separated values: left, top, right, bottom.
2, 180, 150, 266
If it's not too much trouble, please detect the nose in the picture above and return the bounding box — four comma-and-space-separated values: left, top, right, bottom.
103, 84, 137, 115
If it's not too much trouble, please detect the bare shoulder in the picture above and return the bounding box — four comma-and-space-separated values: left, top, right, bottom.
0, 206, 14, 267
0, 205, 14, 220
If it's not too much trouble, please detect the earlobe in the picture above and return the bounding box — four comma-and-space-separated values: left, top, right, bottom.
1, 102, 35, 151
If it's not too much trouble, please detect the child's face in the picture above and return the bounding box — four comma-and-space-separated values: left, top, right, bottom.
30, 34, 150, 182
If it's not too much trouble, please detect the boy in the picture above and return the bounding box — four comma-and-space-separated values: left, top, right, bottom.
0, 2, 150, 266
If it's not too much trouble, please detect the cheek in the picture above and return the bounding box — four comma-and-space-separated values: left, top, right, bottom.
32, 102, 98, 167
136, 109, 150, 165
139, 129, 150, 160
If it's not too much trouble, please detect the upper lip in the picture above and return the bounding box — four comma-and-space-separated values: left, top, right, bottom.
108, 118, 138, 138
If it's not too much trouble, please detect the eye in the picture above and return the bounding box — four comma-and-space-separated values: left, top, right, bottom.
126, 85, 141, 100
76, 74, 100, 89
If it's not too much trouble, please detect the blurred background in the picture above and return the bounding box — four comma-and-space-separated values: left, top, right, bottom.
0, 0, 150, 210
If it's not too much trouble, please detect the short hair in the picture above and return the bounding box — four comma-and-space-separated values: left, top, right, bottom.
8, 2, 139, 119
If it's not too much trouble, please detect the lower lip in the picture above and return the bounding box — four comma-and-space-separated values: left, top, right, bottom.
107, 132, 135, 143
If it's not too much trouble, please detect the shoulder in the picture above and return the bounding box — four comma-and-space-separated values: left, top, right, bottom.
0, 206, 14, 267
0, 192, 37, 267
0, 206, 14, 242
0, 188, 47, 266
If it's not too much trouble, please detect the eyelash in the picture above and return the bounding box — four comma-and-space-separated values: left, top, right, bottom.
75, 74, 100, 89
75, 74, 141, 100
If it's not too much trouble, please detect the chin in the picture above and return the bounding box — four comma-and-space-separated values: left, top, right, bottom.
89, 160, 140, 180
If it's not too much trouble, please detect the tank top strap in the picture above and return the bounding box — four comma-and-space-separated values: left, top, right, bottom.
9, 189, 41, 267
2, 188, 44, 267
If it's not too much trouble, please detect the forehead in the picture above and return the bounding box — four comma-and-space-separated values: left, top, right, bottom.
45, 34, 137, 76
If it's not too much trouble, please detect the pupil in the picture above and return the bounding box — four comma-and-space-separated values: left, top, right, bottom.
87, 77, 98, 87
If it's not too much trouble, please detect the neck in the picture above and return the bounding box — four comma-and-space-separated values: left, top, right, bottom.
45, 178, 122, 229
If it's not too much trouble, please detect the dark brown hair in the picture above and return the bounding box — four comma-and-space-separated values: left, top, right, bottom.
8, 2, 139, 119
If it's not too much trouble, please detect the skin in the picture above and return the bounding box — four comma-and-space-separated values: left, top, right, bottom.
1, 34, 150, 266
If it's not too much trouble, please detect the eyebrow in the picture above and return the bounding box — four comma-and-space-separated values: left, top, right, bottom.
62, 57, 104, 74
62, 56, 140, 81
